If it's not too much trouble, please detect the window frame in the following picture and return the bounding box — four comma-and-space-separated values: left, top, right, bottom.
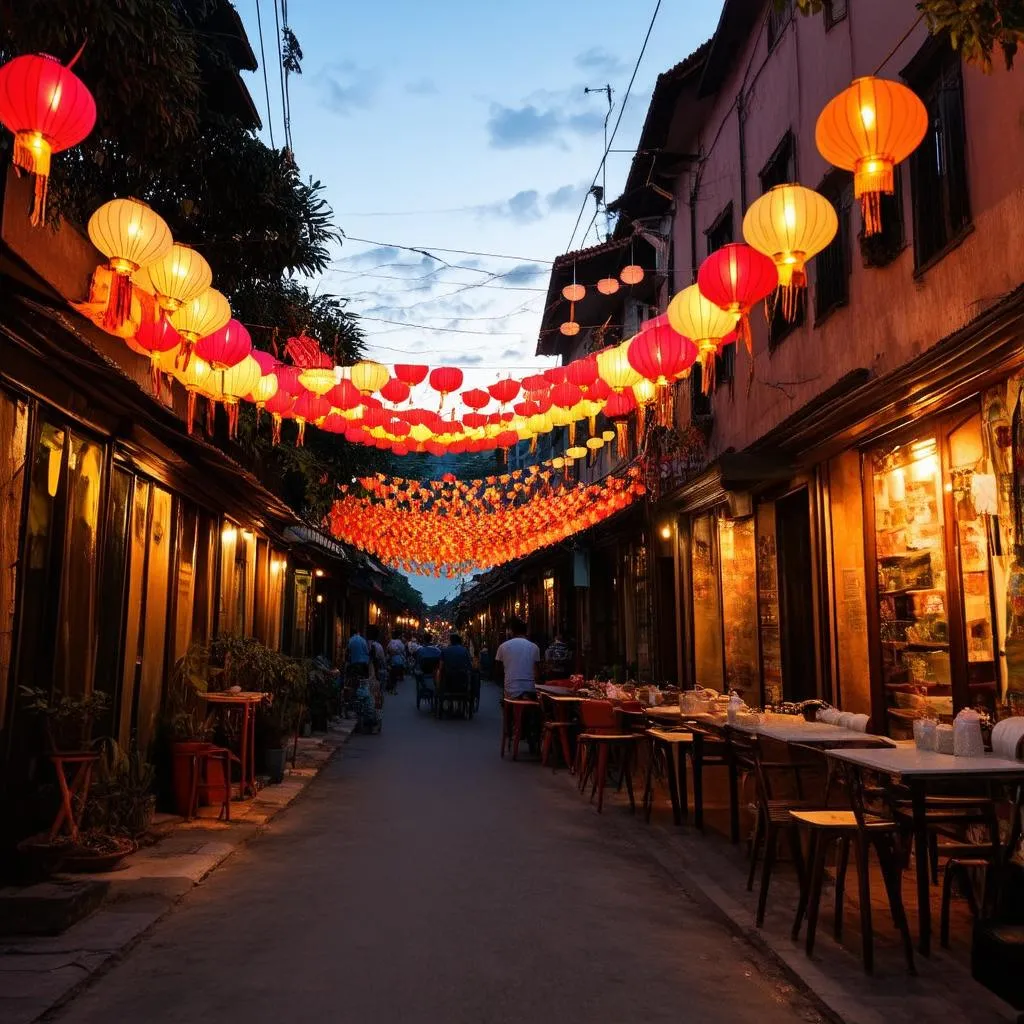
824, 0, 848, 31
760, 131, 801, 349
767, 0, 794, 51
705, 203, 736, 390
814, 169, 854, 323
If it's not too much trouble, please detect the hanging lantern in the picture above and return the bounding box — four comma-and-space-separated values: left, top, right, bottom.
328, 378, 362, 411
0, 53, 96, 226
87, 198, 173, 332
176, 355, 213, 435
264, 390, 295, 445
560, 319, 580, 337
565, 354, 598, 390
462, 388, 490, 411
169, 287, 231, 368
298, 366, 338, 397
620, 264, 644, 286
596, 276, 620, 296
394, 363, 429, 388
380, 377, 411, 405
293, 390, 331, 446
697, 243, 778, 355
132, 315, 181, 396
429, 366, 464, 410
140, 244, 212, 313
604, 387, 636, 459
219, 355, 261, 438
601, 429, 616, 443
742, 184, 838, 321
488, 378, 520, 406
596, 341, 642, 393
196, 318, 251, 370
815, 76, 927, 236
562, 282, 586, 302
251, 369, 279, 414
667, 284, 739, 394
349, 359, 389, 396
627, 315, 697, 386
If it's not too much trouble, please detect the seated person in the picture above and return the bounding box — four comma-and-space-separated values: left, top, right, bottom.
495, 618, 540, 699
415, 633, 442, 690
438, 632, 472, 697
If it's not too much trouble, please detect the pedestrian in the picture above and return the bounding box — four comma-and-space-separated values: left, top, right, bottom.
366, 625, 387, 684
386, 633, 407, 693
479, 644, 493, 680
495, 617, 540, 699
414, 632, 442, 705
346, 627, 370, 680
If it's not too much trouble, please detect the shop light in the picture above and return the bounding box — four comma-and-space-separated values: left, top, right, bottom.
314, 568, 325, 578
316, 594, 324, 604
660, 524, 672, 540
221, 525, 237, 543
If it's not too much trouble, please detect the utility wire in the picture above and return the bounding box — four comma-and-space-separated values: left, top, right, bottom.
353, 315, 525, 336
280, 0, 294, 151
253, 0, 275, 148
565, 0, 663, 252
338, 233, 553, 265
272, 0, 289, 151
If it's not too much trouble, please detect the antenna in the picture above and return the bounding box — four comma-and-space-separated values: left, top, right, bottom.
584, 85, 614, 240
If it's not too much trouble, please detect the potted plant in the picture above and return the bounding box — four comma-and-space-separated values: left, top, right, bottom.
18, 686, 111, 754
164, 642, 217, 816
86, 739, 157, 838
260, 654, 307, 784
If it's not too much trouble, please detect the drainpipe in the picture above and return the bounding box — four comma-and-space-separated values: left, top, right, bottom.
688, 177, 699, 284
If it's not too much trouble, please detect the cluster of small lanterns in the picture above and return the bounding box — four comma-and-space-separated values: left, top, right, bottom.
0, 47, 930, 444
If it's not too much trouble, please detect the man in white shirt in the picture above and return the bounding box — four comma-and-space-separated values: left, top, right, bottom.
495, 618, 540, 699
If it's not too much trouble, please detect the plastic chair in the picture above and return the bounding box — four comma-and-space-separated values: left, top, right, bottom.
538, 693, 574, 772
576, 700, 640, 813
501, 695, 539, 760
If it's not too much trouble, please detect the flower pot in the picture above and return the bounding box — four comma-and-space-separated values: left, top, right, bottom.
265, 748, 286, 784
171, 741, 213, 816
62, 836, 137, 874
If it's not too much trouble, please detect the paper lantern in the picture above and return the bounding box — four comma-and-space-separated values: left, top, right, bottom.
169, 287, 231, 367
488, 378, 520, 406
562, 283, 585, 302
350, 360, 389, 396
620, 264, 644, 286
88, 198, 173, 332
251, 349, 278, 376
565, 355, 598, 389
667, 284, 739, 394
742, 184, 838, 320
596, 341, 641, 393
380, 378, 410, 405
462, 388, 490, 410
627, 315, 697, 386
293, 390, 332, 446
394, 363, 429, 387
816, 76, 927, 235
565, 445, 588, 460
196, 318, 251, 370
328, 378, 362, 411
560, 321, 580, 337
219, 355, 262, 437
429, 367, 464, 408
141, 244, 212, 313
251, 370, 279, 410
0, 53, 96, 225
596, 277, 620, 296
133, 316, 181, 395
175, 355, 213, 434
697, 243, 778, 355
298, 366, 338, 397
264, 389, 295, 445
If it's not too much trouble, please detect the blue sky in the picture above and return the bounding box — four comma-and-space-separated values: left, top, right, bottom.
237, 0, 721, 604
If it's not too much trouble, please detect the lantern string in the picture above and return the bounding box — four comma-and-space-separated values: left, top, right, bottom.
66, 39, 88, 70
873, 12, 926, 76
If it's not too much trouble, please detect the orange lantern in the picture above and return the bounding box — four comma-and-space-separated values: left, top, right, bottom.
596, 276, 620, 295
815, 76, 927, 236
619, 264, 644, 286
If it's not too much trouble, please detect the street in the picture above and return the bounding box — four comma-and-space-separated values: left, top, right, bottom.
53, 683, 824, 1024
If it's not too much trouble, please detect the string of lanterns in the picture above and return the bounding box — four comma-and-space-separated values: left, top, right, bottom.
0, 47, 929, 450
328, 465, 647, 576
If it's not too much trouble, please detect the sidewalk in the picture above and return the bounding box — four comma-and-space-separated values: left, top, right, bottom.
0, 721, 355, 1024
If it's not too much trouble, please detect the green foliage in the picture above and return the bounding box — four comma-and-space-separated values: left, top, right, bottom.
18, 686, 110, 751
381, 573, 426, 616
165, 643, 216, 741
789, 0, 1024, 70
86, 739, 156, 837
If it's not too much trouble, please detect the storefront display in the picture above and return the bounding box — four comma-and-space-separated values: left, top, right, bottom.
691, 514, 724, 690
719, 516, 759, 700
755, 503, 782, 706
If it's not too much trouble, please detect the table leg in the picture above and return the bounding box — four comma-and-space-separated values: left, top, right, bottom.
911, 779, 931, 956
239, 706, 250, 800
664, 742, 681, 826
247, 704, 257, 797
693, 735, 705, 832
728, 748, 740, 844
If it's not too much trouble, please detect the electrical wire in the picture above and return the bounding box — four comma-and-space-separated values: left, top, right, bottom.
280, 0, 294, 151
565, 0, 663, 252
253, 0, 275, 149
338, 233, 553, 265
353, 315, 526, 336
272, 0, 290, 151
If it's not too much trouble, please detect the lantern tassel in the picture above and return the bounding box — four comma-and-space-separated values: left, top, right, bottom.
206, 399, 216, 437
12, 132, 52, 227
859, 192, 883, 237
615, 421, 628, 460
296, 419, 306, 447
568, 421, 576, 445
103, 270, 134, 333
737, 312, 752, 356
658, 386, 674, 429
149, 356, 162, 398
637, 402, 647, 439
530, 435, 537, 454
176, 339, 194, 372
186, 391, 197, 435
854, 160, 893, 237
701, 353, 716, 395
271, 412, 283, 446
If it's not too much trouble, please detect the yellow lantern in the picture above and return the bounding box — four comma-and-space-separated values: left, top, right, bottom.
298, 367, 337, 396
667, 285, 739, 394
87, 198, 173, 331
596, 340, 641, 393
252, 371, 279, 409
175, 355, 213, 434
602, 429, 616, 443
741, 184, 837, 320
815, 76, 927, 236
169, 287, 231, 366
350, 359, 389, 395
566, 445, 588, 460
140, 243, 212, 313
634, 378, 657, 406
221, 354, 262, 402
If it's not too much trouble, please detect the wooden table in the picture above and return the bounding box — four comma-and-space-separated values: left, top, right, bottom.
827, 745, 1024, 956
729, 718, 897, 747
201, 692, 266, 799
535, 685, 579, 698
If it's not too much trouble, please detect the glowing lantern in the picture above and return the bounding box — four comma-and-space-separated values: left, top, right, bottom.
697, 243, 778, 355
264, 389, 295, 445
141, 244, 212, 313
562, 282, 585, 302
596, 341, 641, 393
328, 378, 362, 411
351, 359, 389, 396
169, 287, 231, 367
627, 315, 697, 386
620, 264, 644, 286
176, 355, 213, 435
603, 386, 636, 459
251, 369, 279, 411
293, 390, 331, 446
667, 284, 738, 394
251, 348, 278, 378
133, 315, 181, 395
88, 198, 173, 332
488, 378, 520, 406
220, 355, 262, 438
815, 76, 927, 235
196, 318, 251, 370
596, 276, 620, 295
380, 378, 410, 405
462, 388, 490, 411
394, 363, 429, 387
565, 445, 588, 461
742, 184, 838, 320
560, 320, 580, 337
0, 53, 96, 225
565, 355, 598, 390
429, 367, 464, 409
602, 429, 615, 443
298, 366, 338, 397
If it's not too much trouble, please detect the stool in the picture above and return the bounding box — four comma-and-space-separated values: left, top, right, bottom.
174, 746, 233, 822
501, 698, 539, 760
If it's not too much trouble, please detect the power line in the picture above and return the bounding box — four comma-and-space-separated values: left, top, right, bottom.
339, 233, 553, 265
253, 0, 275, 149
326, 269, 547, 292
354, 315, 526, 336
565, 0, 663, 252
272, 0, 290, 151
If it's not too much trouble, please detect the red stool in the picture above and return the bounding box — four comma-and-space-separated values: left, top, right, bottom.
501, 697, 539, 760
173, 746, 233, 821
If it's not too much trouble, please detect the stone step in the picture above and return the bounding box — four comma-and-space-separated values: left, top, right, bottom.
0, 880, 109, 937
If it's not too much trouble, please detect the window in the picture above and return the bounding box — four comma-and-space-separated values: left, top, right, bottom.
907, 46, 970, 269
706, 204, 736, 388
0, 389, 28, 730
760, 133, 802, 346
824, 0, 848, 30
860, 166, 906, 267
767, 0, 793, 50
815, 170, 853, 320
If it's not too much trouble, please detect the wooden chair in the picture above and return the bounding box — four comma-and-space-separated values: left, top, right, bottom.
538, 693, 574, 772
576, 700, 640, 813
172, 745, 232, 823
688, 724, 731, 834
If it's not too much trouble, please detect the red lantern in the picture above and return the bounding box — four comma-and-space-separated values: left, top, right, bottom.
429, 367, 464, 407
328, 378, 362, 410
488, 378, 520, 405
604, 387, 636, 459
0, 53, 96, 225
394, 363, 429, 387
133, 316, 181, 396
697, 243, 778, 355
463, 412, 487, 429
380, 377, 410, 405
565, 355, 598, 389
195, 318, 252, 370
627, 315, 697, 386
264, 390, 295, 445
425, 440, 446, 457
276, 365, 304, 396
586, 377, 611, 402
522, 374, 548, 394
292, 390, 331, 446
462, 388, 490, 410
251, 349, 279, 375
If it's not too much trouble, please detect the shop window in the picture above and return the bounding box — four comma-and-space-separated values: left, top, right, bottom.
760, 133, 803, 347
0, 390, 28, 729
719, 517, 759, 700
860, 166, 905, 268
705, 203, 734, 255
824, 0, 848, 30
690, 515, 724, 689
191, 512, 216, 645
814, 169, 853, 321
907, 46, 971, 269
292, 570, 312, 656
173, 503, 199, 661
767, 0, 793, 50
756, 504, 783, 706
119, 480, 149, 743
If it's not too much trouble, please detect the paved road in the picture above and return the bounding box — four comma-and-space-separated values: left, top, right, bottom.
54, 683, 824, 1024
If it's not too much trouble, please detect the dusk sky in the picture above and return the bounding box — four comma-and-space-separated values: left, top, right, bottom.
237, 1, 721, 604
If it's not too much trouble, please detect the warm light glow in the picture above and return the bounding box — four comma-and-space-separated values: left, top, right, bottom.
316, 594, 324, 604
660, 524, 672, 540
315, 568, 325, 577
222, 525, 237, 543
859, 104, 876, 129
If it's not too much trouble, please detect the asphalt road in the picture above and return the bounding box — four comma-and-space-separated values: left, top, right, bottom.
53, 682, 824, 1024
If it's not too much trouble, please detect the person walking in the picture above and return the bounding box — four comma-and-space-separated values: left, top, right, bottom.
346, 628, 370, 680
437, 632, 473, 717
386, 634, 407, 694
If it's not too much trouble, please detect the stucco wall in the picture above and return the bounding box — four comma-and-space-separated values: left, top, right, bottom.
670, 1, 1024, 458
